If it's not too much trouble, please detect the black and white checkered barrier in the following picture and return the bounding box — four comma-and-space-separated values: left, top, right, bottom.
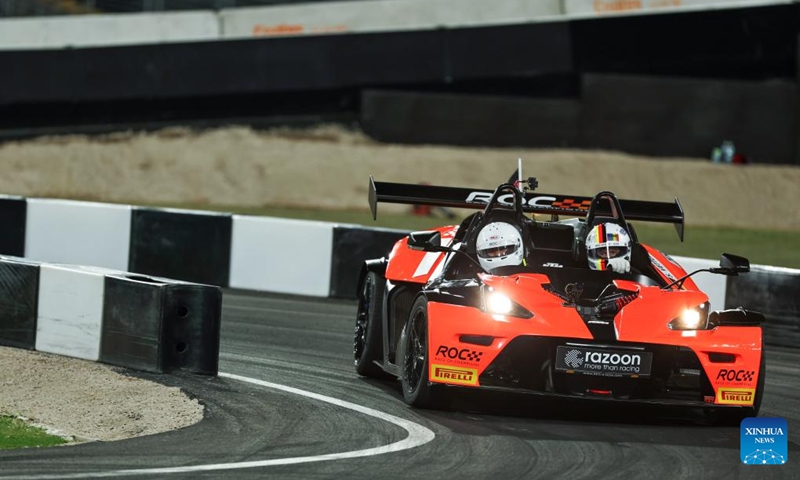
0, 195, 407, 299
0, 255, 222, 375
0, 195, 797, 347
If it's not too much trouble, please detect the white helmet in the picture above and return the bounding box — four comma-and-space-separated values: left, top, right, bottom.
476, 222, 523, 272
586, 222, 631, 273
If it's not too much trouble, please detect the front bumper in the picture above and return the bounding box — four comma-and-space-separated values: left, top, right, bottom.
476, 336, 717, 406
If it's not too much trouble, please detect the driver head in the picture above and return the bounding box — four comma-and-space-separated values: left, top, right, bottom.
476, 222, 523, 272
586, 222, 631, 272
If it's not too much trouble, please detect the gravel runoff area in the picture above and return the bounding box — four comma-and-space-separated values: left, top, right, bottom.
0, 125, 798, 446
0, 347, 203, 443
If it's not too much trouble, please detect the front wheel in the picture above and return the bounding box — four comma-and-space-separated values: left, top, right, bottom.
399, 296, 445, 408
354, 271, 386, 378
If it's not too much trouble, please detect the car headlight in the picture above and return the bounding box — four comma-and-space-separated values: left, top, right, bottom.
481, 287, 533, 319
668, 302, 711, 330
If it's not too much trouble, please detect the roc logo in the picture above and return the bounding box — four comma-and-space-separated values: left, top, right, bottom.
741, 417, 788, 465
717, 388, 755, 406
430, 364, 478, 386
564, 349, 584, 368
716, 369, 755, 384
435, 345, 484, 364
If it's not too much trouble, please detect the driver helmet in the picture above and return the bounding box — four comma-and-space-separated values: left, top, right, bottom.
586, 222, 631, 272
476, 222, 523, 271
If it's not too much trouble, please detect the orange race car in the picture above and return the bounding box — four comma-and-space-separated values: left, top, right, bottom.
353, 173, 765, 424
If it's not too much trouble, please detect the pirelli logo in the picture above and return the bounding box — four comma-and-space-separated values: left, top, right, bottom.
717, 388, 755, 406
430, 364, 478, 386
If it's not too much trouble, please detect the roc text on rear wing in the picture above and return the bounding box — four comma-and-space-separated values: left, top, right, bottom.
368, 176, 685, 241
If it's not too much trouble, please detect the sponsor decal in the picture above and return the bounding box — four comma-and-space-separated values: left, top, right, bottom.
430, 364, 478, 386
465, 192, 591, 211
715, 369, 756, 386
435, 345, 484, 366
717, 387, 755, 406
542, 262, 563, 268
592, 0, 642, 13
556, 346, 652, 377
703, 395, 715, 404
662, 253, 682, 268
252, 23, 347, 36
648, 254, 678, 283
741, 417, 788, 465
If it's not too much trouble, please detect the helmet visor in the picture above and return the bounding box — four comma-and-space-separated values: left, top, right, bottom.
478, 244, 517, 259
587, 246, 629, 261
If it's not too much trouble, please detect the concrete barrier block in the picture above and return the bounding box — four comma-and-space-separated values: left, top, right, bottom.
36, 264, 105, 361
0, 256, 39, 349
329, 225, 407, 299
129, 207, 232, 287
230, 216, 333, 296
100, 274, 222, 375
25, 199, 131, 271
0, 196, 27, 257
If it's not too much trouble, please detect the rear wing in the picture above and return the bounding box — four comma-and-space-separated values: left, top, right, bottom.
369, 176, 685, 241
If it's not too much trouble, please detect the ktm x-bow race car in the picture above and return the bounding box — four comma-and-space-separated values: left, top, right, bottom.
353, 173, 765, 423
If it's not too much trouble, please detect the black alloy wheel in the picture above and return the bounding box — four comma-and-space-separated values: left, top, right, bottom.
354, 271, 385, 378
400, 296, 444, 408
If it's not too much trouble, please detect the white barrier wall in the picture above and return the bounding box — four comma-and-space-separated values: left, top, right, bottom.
673, 255, 727, 311
36, 264, 106, 360
25, 199, 131, 271
0, 11, 219, 50
564, 0, 788, 17
229, 216, 334, 296
0, 0, 790, 50
219, 0, 562, 38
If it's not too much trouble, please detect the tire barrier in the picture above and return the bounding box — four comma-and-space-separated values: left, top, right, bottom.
0, 256, 222, 375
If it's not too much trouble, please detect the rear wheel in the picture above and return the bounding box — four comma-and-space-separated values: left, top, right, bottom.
354, 271, 386, 378
399, 296, 445, 408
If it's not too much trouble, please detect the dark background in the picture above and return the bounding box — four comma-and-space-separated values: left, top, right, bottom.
1, 4, 798, 163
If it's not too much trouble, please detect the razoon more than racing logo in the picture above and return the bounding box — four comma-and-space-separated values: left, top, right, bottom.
740, 417, 788, 465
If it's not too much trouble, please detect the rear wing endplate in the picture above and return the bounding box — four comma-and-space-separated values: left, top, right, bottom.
369, 176, 685, 241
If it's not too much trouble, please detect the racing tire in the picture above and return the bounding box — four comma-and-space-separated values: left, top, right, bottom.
399, 296, 446, 409
354, 271, 387, 378
704, 348, 766, 426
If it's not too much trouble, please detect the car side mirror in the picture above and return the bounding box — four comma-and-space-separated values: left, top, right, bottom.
708, 308, 764, 327
715, 253, 750, 275
407, 231, 445, 252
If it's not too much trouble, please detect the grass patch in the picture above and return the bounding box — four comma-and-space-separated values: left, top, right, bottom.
137, 202, 800, 269
0, 416, 68, 450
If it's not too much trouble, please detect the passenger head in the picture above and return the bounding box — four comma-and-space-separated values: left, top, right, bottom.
476, 222, 523, 272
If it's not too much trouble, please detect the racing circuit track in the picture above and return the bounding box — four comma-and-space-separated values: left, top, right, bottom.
0, 291, 797, 479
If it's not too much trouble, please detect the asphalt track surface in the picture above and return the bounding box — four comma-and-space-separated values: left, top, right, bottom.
1, 291, 798, 479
